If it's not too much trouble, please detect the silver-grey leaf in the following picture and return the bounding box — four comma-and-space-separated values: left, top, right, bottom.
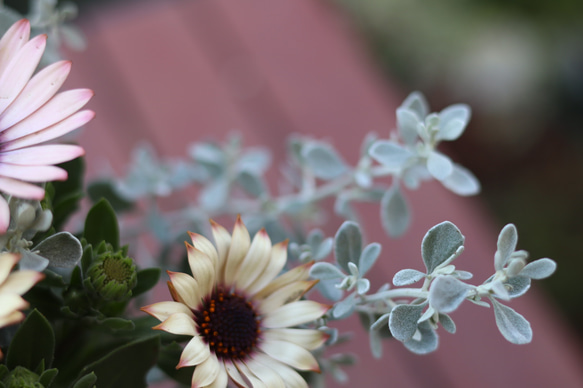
428, 275, 469, 313
438, 313, 456, 334
491, 297, 532, 344
332, 292, 356, 319
334, 221, 362, 273
35, 231, 83, 268
380, 184, 411, 238
422, 221, 464, 274
389, 303, 426, 342
368, 140, 413, 168
310, 262, 345, 280
495, 224, 518, 271
505, 275, 531, 298
519, 258, 557, 279
393, 269, 425, 286
359, 243, 381, 276
301, 142, 348, 180
403, 321, 439, 354
440, 164, 480, 196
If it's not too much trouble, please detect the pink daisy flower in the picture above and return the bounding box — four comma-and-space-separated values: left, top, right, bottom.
0, 19, 94, 232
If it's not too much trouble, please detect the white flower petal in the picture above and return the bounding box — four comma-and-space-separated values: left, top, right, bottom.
178, 336, 210, 368
186, 244, 215, 298
140, 301, 193, 322
0, 310, 24, 328
246, 240, 288, 296
254, 262, 314, 300
0, 177, 45, 199
0, 60, 72, 129
3, 110, 95, 151
244, 356, 285, 388
224, 361, 250, 388
235, 229, 272, 291
210, 219, 231, 284
236, 361, 266, 388
258, 280, 317, 315
0, 144, 84, 166
0, 293, 28, 318
259, 339, 320, 372
0, 164, 67, 182
188, 231, 220, 276
262, 300, 330, 329
262, 328, 327, 351
0, 269, 43, 296
167, 271, 201, 310
253, 353, 308, 388
1, 89, 93, 142
0, 253, 19, 284
192, 352, 220, 388
224, 216, 251, 286
154, 312, 197, 337
204, 361, 229, 388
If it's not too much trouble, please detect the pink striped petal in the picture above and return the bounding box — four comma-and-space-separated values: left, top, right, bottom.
258, 339, 320, 372
1, 89, 93, 141
140, 301, 193, 322
262, 300, 330, 329
0, 177, 45, 199
0, 144, 84, 165
0, 196, 9, 233
0, 34, 47, 115
0, 164, 67, 182
3, 110, 95, 151
0, 60, 72, 130
0, 20, 30, 79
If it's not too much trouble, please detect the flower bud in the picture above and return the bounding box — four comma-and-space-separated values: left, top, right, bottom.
86, 250, 137, 302
506, 257, 527, 277
3, 366, 42, 388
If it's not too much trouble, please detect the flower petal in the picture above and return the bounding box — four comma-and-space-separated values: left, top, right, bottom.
0, 60, 72, 129
258, 339, 320, 372
246, 240, 288, 296
0, 177, 45, 199
0, 144, 84, 166
140, 301, 193, 322
210, 219, 231, 283
188, 231, 220, 275
192, 352, 220, 388
236, 361, 266, 388
0, 20, 30, 78
167, 270, 201, 310
0, 293, 29, 318
0, 34, 46, 115
262, 329, 328, 351
1, 89, 93, 142
177, 335, 210, 368
153, 312, 197, 337
0, 269, 43, 296
262, 300, 330, 329
3, 110, 95, 152
224, 361, 250, 388
235, 229, 272, 291
186, 243, 215, 297
204, 361, 229, 388
258, 280, 318, 315
0, 196, 8, 233
224, 215, 251, 286
0, 310, 24, 328
254, 262, 313, 300
244, 356, 285, 388
0, 164, 67, 182
253, 353, 308, 388
0, 253, 19, 284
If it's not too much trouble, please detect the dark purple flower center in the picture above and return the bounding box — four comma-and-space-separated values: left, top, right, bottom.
194, 287, 260, 360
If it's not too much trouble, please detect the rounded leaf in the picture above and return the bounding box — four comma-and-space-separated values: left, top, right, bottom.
380, 184, 411, 238
429, 276, 469, 313
301, 141, 347, 180
440, 164, 480, 196
389, 303, 426, 342
519, 258, 557, 279
369, 140, 413, 168
491, 298, 532, 344
393, 269, 425, 286
422, 221, 464, 274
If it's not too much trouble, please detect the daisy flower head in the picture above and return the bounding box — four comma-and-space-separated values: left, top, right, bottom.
142, 216, 331, 388
0, 253, 44, 358
0, 19, 95, 232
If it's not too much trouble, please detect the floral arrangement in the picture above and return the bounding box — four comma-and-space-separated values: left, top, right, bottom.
0, 1, 558, 388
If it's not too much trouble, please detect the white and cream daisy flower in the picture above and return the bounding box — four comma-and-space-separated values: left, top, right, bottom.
0, 252, 44, 358
142, 216, 331, 388
0, 19, 95, 232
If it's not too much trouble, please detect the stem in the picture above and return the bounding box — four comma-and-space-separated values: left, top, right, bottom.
362, 288, 428, 303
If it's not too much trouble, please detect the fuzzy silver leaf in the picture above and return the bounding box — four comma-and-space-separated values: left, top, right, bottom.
519, 258, 557, 279
422, 221, 464, 274
393, 269, 425, 286
389, 303, 426, 342
491, 297, 532, 344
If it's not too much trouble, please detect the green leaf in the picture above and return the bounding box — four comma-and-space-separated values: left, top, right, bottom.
39, 368, 58, 387
98, 317, 136, 332
84, 198, 120, 251
334, 221, 362, 273
6, 310, 55, 370
50, 158, 86, 230
73, 372, 97, 388
132, 268, 162, 297
77, 336, 159, 387
421, 221, 464, 274
87, 180, 134, 212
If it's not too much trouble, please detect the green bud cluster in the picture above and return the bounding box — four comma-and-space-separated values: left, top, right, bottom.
84, 242, 137, 302
0, 366, 44, 388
